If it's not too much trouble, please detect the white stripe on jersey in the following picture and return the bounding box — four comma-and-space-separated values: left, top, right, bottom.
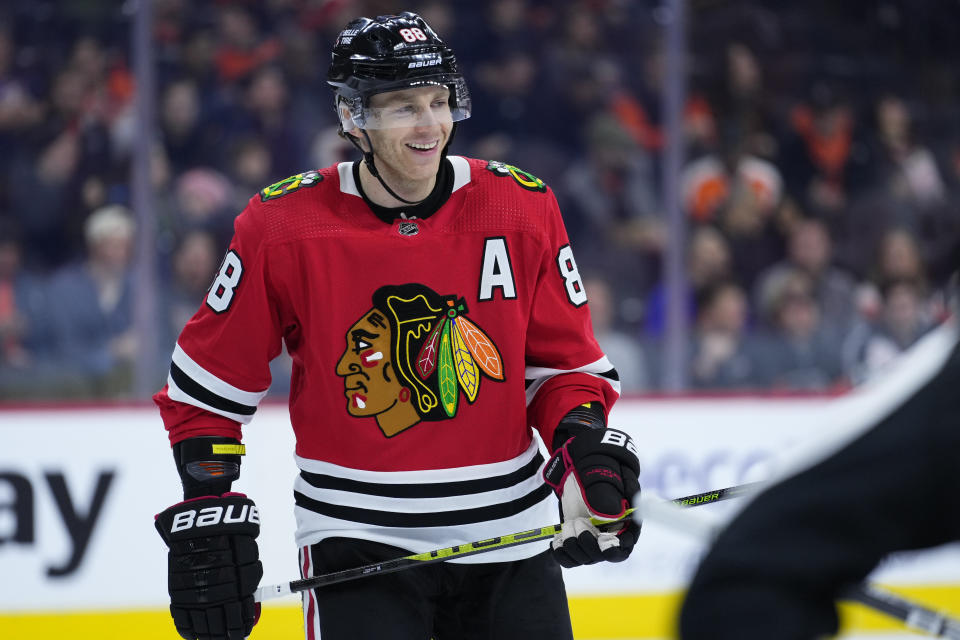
524, 355, 621, 406
292, 439, 555, 563
295, 458, 545, 514
337, 156, 472, 198
337, 162, 359, 197
167, 373, 257, 424
294, 498, 553, 565
448, 155, 471, 192
172, 344, 269, 406
167, 343, 269, 423
295, 437, 541, 481
300, 545, 322, 640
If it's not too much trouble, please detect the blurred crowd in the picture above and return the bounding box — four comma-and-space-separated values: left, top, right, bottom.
0, 0, 958, 400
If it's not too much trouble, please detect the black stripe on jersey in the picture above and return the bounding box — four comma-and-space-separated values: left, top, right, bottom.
598, 367, 620, 382
293, 484, 553, 528
170, 362, 257, 416
299, 454, 544, 498
524, 367, 620, 387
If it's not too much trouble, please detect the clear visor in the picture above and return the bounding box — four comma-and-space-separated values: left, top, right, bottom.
338, 78, 471, 132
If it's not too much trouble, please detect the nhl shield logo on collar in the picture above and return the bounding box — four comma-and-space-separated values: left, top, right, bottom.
397, 220, 420, 236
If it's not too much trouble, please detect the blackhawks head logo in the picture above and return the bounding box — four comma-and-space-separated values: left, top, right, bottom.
336, 283, 505, 437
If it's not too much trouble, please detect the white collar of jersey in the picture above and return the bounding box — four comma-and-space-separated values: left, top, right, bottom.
338, 155, 471, 197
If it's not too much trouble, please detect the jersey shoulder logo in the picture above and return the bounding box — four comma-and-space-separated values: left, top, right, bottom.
259, 170, 324, 202
335, 283, 505, 438
485, 160, 546, 193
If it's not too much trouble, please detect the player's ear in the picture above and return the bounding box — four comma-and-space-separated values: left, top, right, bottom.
354, 132, 372, 153
336, 98, 354, 132
337, 101, 372, 151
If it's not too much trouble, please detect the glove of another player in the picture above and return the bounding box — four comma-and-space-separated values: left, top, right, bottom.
543, 428, 641, 568
155, 493, 263, 640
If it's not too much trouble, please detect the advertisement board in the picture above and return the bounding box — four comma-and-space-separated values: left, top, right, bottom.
2, 395, 958, 638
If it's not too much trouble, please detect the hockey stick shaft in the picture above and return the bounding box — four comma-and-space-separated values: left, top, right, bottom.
669, 482, 761, 507
843, 584, 960, 639
254, 482, 756, 602
256, 523, 564, 601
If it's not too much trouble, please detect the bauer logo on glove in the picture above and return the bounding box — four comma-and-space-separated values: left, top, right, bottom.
543, 428, 642, 568
155, 493, 263, 640
167, 501, 261, 534
599, 429, 638, 456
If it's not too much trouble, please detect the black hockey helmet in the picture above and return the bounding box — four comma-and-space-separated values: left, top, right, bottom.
327, 12, 471, 132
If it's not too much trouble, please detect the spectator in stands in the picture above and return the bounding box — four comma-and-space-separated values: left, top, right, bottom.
466, 0, 544, 141
680, 122, 786, 287
463, 5, 569, 187
870, 227, 928, 289
0, 27, 42, 135
870, 95, 947, 212
562, 113, 662, 295
235, 65, 306, 178
160, 78, 218, 174
843, 277, 937, 384
687, 280, 760, 390
754, 269, 846, 391
0, 0, 959, 404
227, 136, 274, 212
165, 167, 236, 246
779, 85, 870, 219
754, 218, 859, 338
855, 226, 932, 325
704, 40, 779, 166
6, 64, 88, 267
47, 205, 137, 396
274, 24, 337, 150
584, 275, 650, 393
163, 229, 220, 352
0, 221, 51, 370
644, 225, 732, 337
214, 5, 281, 84
177, 27, 220, 99
0, 219, 94, 399
7, 32, 130, 269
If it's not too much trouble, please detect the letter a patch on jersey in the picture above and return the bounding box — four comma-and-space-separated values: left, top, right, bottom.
478, 237, 517, 301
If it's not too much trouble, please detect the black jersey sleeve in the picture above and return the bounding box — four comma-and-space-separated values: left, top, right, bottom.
680, 324, 960, 640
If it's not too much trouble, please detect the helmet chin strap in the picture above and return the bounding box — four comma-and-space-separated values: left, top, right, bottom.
342, 123, 460, 207
344, 129, 426, 206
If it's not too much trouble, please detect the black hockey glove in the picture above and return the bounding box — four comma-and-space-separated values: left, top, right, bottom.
155, 493, 263, 640
543, 428, 641, 568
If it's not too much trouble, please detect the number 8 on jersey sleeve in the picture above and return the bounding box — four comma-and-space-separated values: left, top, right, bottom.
207, 250, 244, 314
556, 245, 586, 307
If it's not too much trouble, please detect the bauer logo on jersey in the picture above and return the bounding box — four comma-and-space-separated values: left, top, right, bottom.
336, 283, 505, 437
485, 160, 547, 193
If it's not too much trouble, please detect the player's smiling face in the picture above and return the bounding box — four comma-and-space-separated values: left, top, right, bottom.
335, 310, 399, 417
363, 85, 453, 188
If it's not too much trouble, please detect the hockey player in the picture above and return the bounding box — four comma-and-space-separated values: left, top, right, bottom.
679, 317, 960, 639
153, 12, 640, 640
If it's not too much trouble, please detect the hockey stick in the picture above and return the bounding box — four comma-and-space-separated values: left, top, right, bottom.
638, 493, 960, 640
668, 481, 761, 507
254, 482, 757, 602
843, 584, 960, 640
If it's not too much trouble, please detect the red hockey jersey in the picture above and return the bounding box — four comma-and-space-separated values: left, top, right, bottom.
155, 156, 621, 559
